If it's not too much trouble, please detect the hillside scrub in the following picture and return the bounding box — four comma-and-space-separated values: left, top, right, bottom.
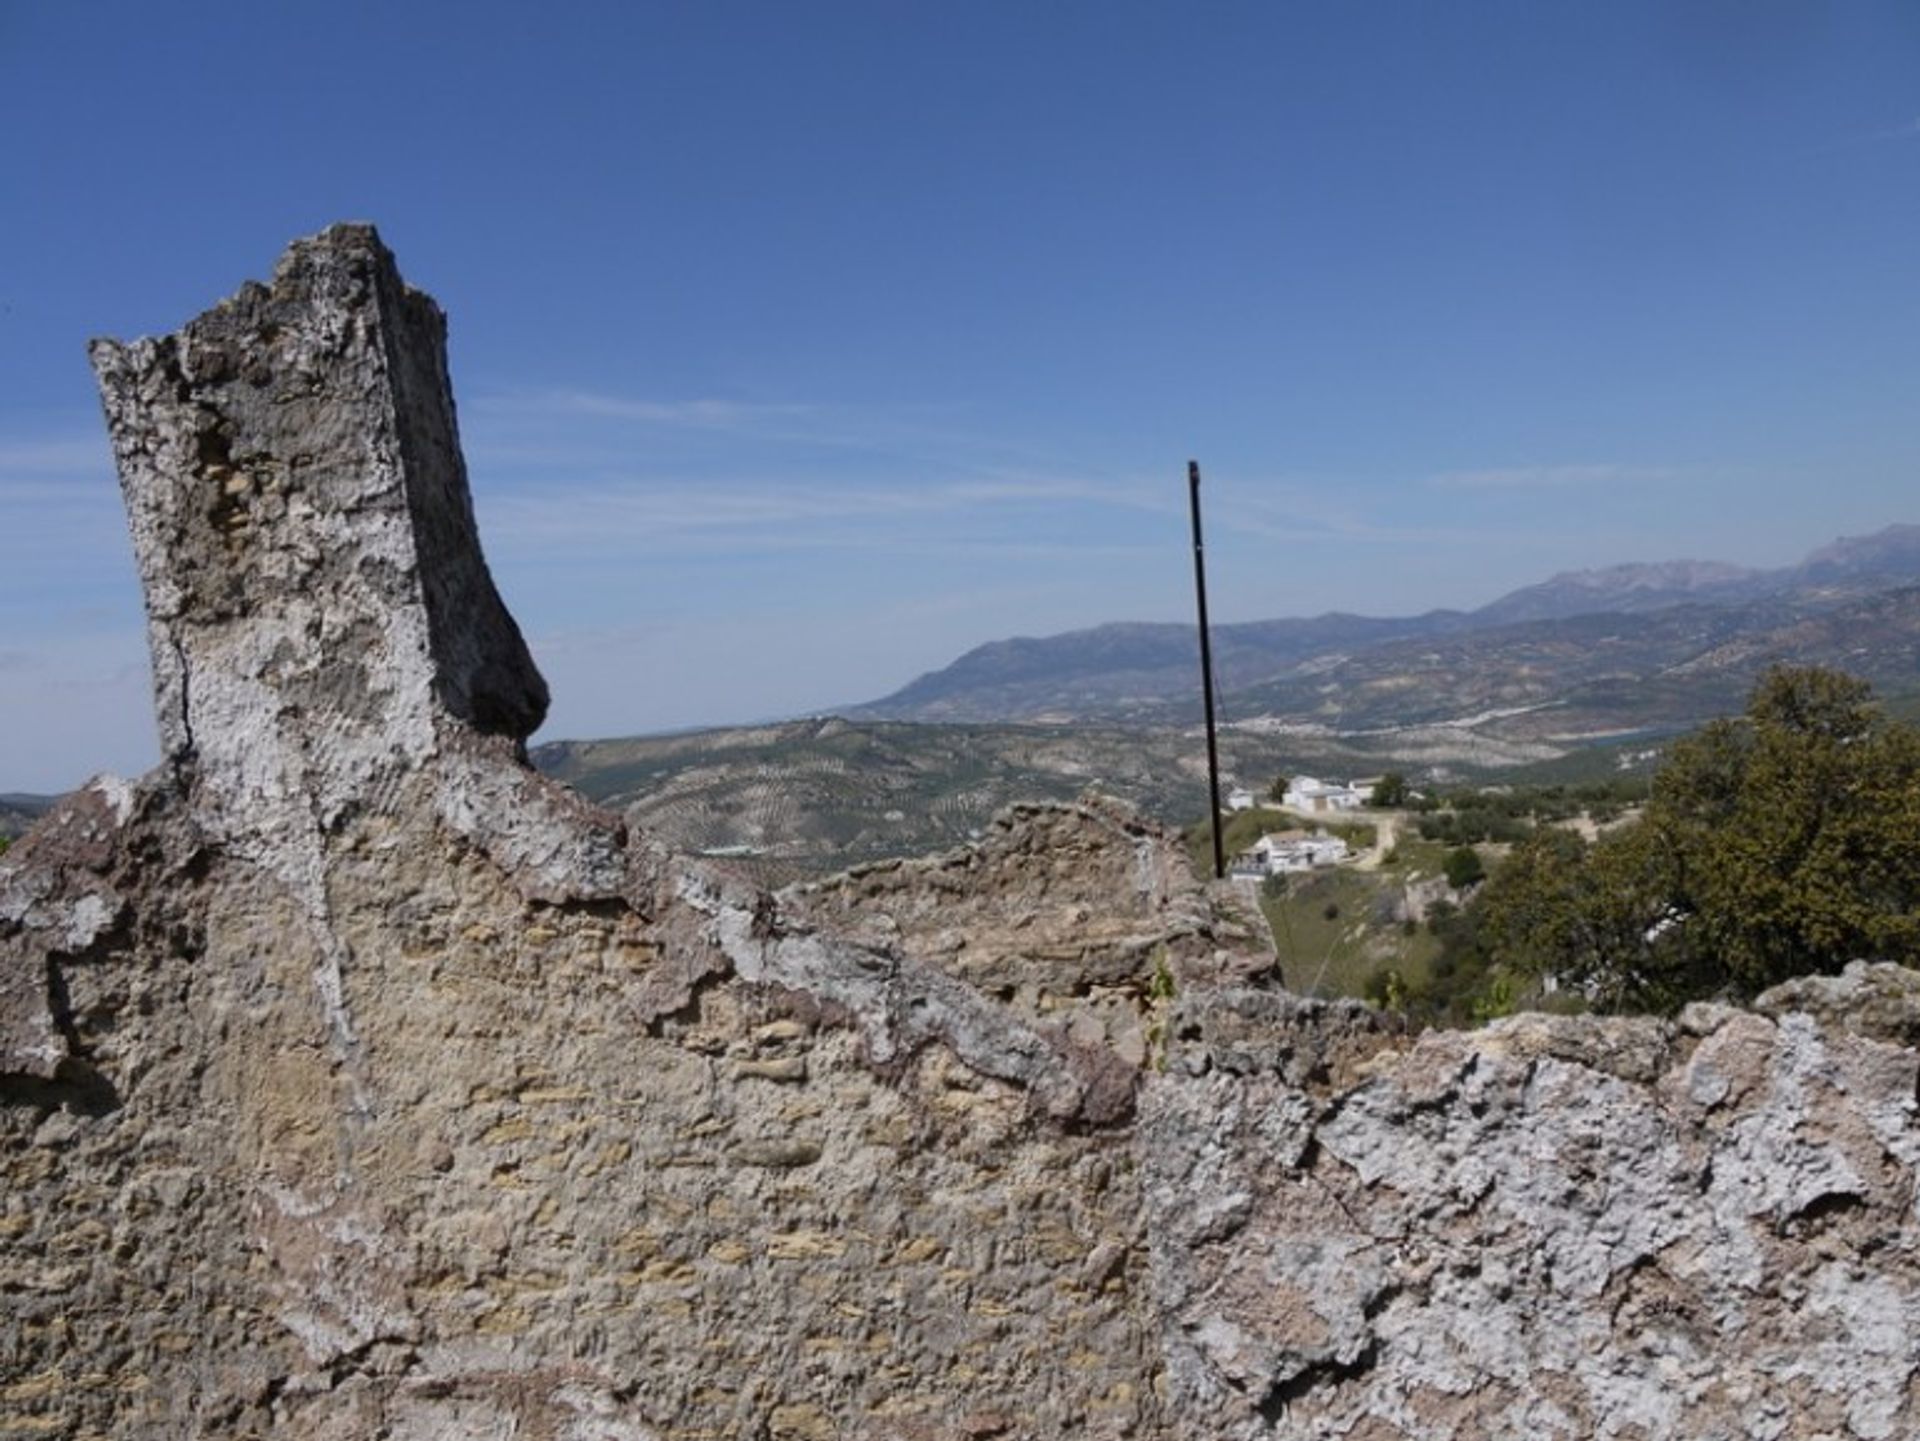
1260, 867, 1442, 1000
1427, 667, 1920, 1016
1413, 776, 1649, 844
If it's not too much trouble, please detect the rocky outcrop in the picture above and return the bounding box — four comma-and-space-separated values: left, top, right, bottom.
4, 227, 1920, 1439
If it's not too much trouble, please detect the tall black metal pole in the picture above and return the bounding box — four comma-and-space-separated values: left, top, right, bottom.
1188, 460, 1226, 880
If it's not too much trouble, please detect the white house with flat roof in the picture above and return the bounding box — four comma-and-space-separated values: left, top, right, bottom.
1282, 776, 1366, 813
1231, 830, 1351, 878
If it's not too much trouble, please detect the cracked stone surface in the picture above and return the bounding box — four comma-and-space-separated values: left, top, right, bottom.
4, 226, 1919, 1440
1143, 995, 1920, 1439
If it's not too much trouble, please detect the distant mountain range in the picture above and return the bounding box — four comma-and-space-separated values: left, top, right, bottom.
846, 524, 1920, 737
532, 524, 1920, 876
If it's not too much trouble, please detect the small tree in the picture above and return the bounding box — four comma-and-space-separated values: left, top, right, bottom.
1369, 772, 1409, 808
1268, 775, 1290, 804
1648, 665, 1920, 994
1444, 845, 1486, 890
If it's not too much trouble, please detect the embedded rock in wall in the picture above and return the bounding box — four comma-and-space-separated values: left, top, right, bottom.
4, 227, 1920, 1440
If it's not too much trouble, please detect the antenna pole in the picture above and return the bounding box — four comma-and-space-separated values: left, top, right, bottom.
1188, 460, 1226, 880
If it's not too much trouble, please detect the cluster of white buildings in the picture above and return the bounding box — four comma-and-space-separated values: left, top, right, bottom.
1226, 776, 1371, 815
1221, 773, 1375, 879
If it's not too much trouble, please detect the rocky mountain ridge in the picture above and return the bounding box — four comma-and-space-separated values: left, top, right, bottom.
852, 525, 1920, 728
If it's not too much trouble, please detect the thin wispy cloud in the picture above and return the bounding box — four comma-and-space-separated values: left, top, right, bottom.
1197, 474, 1466, 549
0, 433, 131, 576
1203, 474, 1679, 564
1864, 117, 1920, 143
1427, 463, 1692, 492
477, 471, 1169, 560
467, 387, 1151, 486
514, 391, 821, 429
1797, 116, 1920, 157
0, 480, 121, 510
911, 470, 1168, 514
472, 388, 904, 457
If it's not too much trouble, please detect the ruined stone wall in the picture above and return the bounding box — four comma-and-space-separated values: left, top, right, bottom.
1146, 981, 1920, 1438
3, 227, 1918, 1440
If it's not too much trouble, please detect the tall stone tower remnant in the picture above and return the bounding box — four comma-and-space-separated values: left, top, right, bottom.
91, 225, 549, 829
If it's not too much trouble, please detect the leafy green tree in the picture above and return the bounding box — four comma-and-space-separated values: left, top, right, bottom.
1475, 666, 1920, 1010
1476, 822, 1706, 1012
1409, 895, 1507, 1026
1369, 772, 1409, 808
1648, 666, 1920, 994
1268, 775, 1290, 804
1473, 828, 1585, 968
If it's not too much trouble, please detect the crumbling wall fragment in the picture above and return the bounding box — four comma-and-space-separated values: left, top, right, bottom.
2, 225, 1175, 1440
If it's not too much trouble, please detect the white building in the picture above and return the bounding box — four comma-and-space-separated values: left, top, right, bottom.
1225, 787, 1257, 812
1233, 830, 1351, 877
1283, 776, 1366, 813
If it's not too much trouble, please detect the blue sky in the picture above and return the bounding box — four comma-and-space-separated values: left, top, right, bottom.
2, 1, 1916, 790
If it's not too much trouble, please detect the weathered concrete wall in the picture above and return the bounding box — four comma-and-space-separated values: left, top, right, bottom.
1146, 982, 1920, 1437
4, 227, 1919, 1440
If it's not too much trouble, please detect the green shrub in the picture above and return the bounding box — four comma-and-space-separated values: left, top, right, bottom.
1444, 845, 1486, 889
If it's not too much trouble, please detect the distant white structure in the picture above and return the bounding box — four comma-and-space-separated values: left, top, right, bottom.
1226, 787, 1256, 812
1283, 776, 1366, 813
1231, 830, 1351, 878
